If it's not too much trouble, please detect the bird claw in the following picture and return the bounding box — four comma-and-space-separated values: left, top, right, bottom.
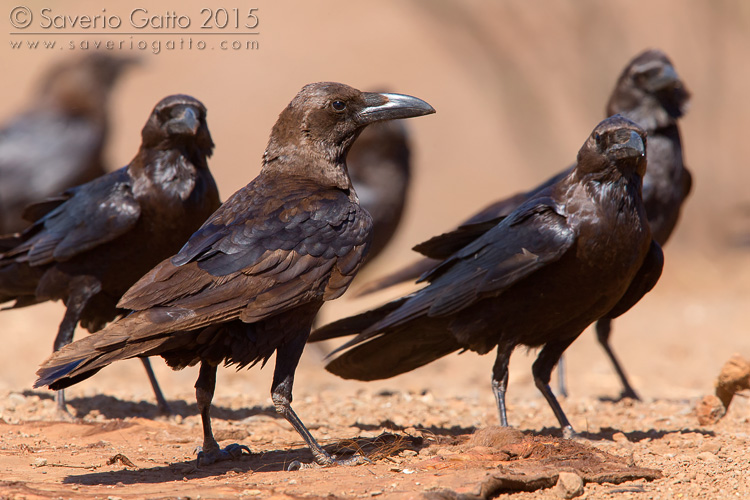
157, 402, 173, 416
564, 428, 592, 445
287, 453, 371, 471
561, 425, 578, 440
335, 454, 372, 466
287, 460, 304, 471
619, 390, 641, 402
317, 453, 372, 468
195, 443, 251, 466
54, 406, 78, 423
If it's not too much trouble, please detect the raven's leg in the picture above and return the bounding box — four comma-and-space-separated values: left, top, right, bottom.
271, 333, 366, 468
491, 343, 514, 426
53, 276, 101, 415
140, 358, 172, 414
596, 318, 640, 400
556, 354, 569, 398
195, 361, 250, 466
532, 337, 577, 439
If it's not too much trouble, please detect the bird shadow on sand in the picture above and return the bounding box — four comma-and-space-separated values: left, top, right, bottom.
531, 426, 716, 442
21, 389, 283, 422
62, 447, 318, 485
353, 421, 716, 447
352, 418, 477, 439
597, 394, 639, 403
61, 432, 420, 485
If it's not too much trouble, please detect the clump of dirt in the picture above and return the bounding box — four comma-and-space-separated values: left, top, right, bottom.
465, 426, 525, 449
415, 426, 661, 498
696, 354, 750, 425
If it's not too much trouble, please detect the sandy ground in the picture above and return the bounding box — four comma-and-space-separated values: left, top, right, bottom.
2, 1, 750, 499
1, 251, 749, 499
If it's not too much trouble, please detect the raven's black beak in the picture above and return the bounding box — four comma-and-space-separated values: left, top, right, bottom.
609, 130, 646, 160
166, 106, 200, 136
358, 92, 435, 125
647, 64, 681, 92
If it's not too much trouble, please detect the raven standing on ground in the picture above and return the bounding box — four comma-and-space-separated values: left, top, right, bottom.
311, 115, 662, 438
355, 49, 691, 399
0, 54, 136, 233
35, 83, 435, 467
2, 94, 220, 415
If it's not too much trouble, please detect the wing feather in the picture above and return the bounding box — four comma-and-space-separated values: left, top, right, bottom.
3, 168, 140, 266
116, 175, 371, 334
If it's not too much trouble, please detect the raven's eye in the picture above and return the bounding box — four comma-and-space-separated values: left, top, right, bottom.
634, 67, 660, 86
331, 100, 346, 112
594, 132, 602, 145
158, 107, 173, 122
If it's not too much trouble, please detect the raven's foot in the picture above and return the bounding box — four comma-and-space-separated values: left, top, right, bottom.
561, 425, 578, 440
54, 407, 77, 422
156, 400, 173, 417
563, 428, 593, 445
54, 390, 77, 422
287, 453, 371, 471
619, 388, 641, 401
196, 443, 251, 466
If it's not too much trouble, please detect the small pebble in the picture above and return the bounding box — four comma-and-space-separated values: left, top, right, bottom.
695, 395, 726, 425
612, 432, 629, 443
435, 448, 456, 457
555, 472, 584, 499
699, 441, 722, 455
697, 452, 718, 462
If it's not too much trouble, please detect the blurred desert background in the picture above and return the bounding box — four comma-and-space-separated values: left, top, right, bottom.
1, 0, 750, 487
3, 0, 749, 402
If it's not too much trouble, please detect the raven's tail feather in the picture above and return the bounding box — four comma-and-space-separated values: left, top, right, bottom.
34, 310, 193, 390
308, 297, 408, 343
324, 322, 462, 381
310, 297, 461, 381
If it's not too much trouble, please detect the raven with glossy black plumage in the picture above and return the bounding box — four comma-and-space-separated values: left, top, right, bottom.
356, 49, 690, 400
2, 94, 220, 415
35, 83, 435, 467
311, 115, 661, 438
